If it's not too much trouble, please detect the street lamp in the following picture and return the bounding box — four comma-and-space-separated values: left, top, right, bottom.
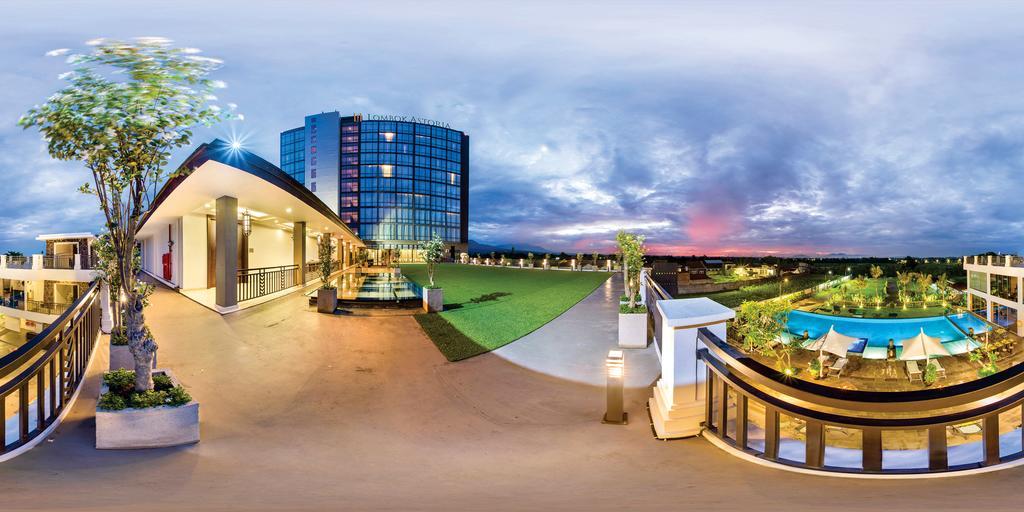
779, 277, 788, 297
603, 350, 626, 424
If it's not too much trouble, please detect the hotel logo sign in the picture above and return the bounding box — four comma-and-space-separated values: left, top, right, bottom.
355, 113, 451, 129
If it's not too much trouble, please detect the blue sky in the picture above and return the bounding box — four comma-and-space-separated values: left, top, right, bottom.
3, 1, 1024, 256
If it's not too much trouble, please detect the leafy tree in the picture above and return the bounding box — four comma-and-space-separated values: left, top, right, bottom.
736, 298, 796, 373
526, 252, 535, 267
317, 235, 336, 289
4, 250, 24, 258
19, 38, 231, 391
616, 231, 646, 311
420, 233, 445, 287
592, 251, 600, 267
870, 264, 883, 280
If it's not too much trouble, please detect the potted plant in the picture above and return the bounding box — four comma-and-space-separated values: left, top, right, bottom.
617, 231, 648, 348
923, 361, 939, 386
315, 235, 338, 313
96, 368, 198, 449
421, 233, 445, 312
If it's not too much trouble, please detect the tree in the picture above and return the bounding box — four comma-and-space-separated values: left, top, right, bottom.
616, 231, 646, 310
736, 298, 796, 373
317, 235, 336, 289
870, 264, 883, 280
420, 233, 445, 287
4, 250, 24, 258
592, 251, 600, 267
526, 252, 535, 267
20, 38, 231, 391
575, 252, 583, 270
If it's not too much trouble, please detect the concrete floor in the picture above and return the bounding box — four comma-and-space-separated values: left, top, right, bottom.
3, 279, 1024, 511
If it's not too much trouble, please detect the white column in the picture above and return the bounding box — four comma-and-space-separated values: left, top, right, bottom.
100, 282, 113, 334
649, 298, 735, 439
73, 253, 81, 270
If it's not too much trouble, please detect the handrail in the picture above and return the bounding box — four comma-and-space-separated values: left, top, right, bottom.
0, 279, 101, 456
0, 281, 99, 379
697, 327, 1024, 413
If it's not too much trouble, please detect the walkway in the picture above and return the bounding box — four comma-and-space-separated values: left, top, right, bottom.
1, 281, 1023, 510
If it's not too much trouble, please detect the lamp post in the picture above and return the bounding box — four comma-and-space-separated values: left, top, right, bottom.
779, 277, 789, 298
603, 350, 627, 424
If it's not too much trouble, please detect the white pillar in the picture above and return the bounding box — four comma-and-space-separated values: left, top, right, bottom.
100, 282, 113, 334
649, 298, 735, 439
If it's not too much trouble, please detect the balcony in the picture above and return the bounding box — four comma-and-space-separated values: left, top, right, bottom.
966, 254, 1024, 268
0, 295, 73, 317
0, 253, 94, 272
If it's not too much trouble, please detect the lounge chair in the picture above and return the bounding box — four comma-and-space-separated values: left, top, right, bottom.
906, 360, 922, 382
929, 359, 947, 379
828, 358, 848, 377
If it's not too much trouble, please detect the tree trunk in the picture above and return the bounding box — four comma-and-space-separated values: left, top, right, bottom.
124, 289, 157, 391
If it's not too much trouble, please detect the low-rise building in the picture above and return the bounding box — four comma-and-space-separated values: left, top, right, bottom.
963, 254, 1024, 335
0, 233, 98, 354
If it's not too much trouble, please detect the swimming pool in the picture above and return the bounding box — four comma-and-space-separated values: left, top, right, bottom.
787, 310, 989, 359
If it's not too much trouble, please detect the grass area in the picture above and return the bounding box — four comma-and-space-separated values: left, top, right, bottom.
402, 264, 612, 361
677, 273, 835, 308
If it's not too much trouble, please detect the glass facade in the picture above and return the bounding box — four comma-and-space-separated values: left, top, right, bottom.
355, 120, 463, 245
280, 127, 305, 184
280, 113, 468, 262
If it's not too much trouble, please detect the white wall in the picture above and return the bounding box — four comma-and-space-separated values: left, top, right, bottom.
305, 234, 318, 264
181, 213, 208, 289
139, 218, 183, 287
247, 224, 293, 269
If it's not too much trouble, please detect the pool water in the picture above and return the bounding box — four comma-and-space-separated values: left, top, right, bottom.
787, 310, 989, 359
309, 272, 423, 302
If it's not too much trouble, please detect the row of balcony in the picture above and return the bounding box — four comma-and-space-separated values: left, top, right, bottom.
964, 254, 1024, 268
0, 253, 97, 271
0, 295, 74, 316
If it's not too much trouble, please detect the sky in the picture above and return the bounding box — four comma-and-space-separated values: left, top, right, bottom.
2, 1, 1024, 257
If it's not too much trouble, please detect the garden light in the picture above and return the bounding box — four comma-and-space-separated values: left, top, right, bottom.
603, 350, 626, 425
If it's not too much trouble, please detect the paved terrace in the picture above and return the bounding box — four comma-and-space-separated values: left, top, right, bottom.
3, 279, 1024, 510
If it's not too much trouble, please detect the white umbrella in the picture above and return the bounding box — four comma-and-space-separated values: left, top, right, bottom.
807, 325, 860, 358
899, 328, 951, 361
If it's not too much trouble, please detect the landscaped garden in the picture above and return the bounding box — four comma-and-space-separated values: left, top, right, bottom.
677, 273, 835, 308
402, 263, 611, 361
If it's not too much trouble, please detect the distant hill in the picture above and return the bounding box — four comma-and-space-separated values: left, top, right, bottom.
467, 239, 553, 255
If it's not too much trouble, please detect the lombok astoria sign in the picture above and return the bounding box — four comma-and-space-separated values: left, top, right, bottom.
353, 113, 451, 128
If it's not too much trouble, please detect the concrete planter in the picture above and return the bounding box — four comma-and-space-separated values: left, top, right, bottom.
109, 344, 133, 371
96, 369, 199, 449
317, 288, 338, 314
618, 312, 648, 348
423, 287, 443, 312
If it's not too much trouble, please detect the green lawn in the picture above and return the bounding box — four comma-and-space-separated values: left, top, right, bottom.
401, 264, 612, 361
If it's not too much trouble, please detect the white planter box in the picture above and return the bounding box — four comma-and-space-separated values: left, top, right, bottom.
618, 312, 648, 348
423, 287, 443, 312
109, 344, 133, 371
96, 368, 199, 449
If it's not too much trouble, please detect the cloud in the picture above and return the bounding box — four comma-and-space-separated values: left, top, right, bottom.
2, 1, 1024, 256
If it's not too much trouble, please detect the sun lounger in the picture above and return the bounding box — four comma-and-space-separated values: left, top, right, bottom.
906, 360, 922, 382
828, 358, 848, 377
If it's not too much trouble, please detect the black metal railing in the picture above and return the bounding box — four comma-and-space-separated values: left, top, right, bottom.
644, 271, 672, 352
42, 254, 75, 270
25, 300, 74, 316
5, 256, 31, 269
0, 281, 100, 456
237, 265, 299, 302
697, 326, 1024, 475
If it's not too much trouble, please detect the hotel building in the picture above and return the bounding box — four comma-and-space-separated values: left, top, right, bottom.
963, 254, 1024, 336
281, 112, 469, 263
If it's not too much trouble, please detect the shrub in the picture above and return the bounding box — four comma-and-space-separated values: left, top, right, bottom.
923, 362, 938, 385
152, 373, 174, 391
165, 386, 192, 406
130, 389, 167, 409
98, 392, 126, 410
103, 369, 135, 395
110, 326, 128, 346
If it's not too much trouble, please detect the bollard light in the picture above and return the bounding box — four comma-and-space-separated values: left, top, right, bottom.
603, 350, 627, 425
